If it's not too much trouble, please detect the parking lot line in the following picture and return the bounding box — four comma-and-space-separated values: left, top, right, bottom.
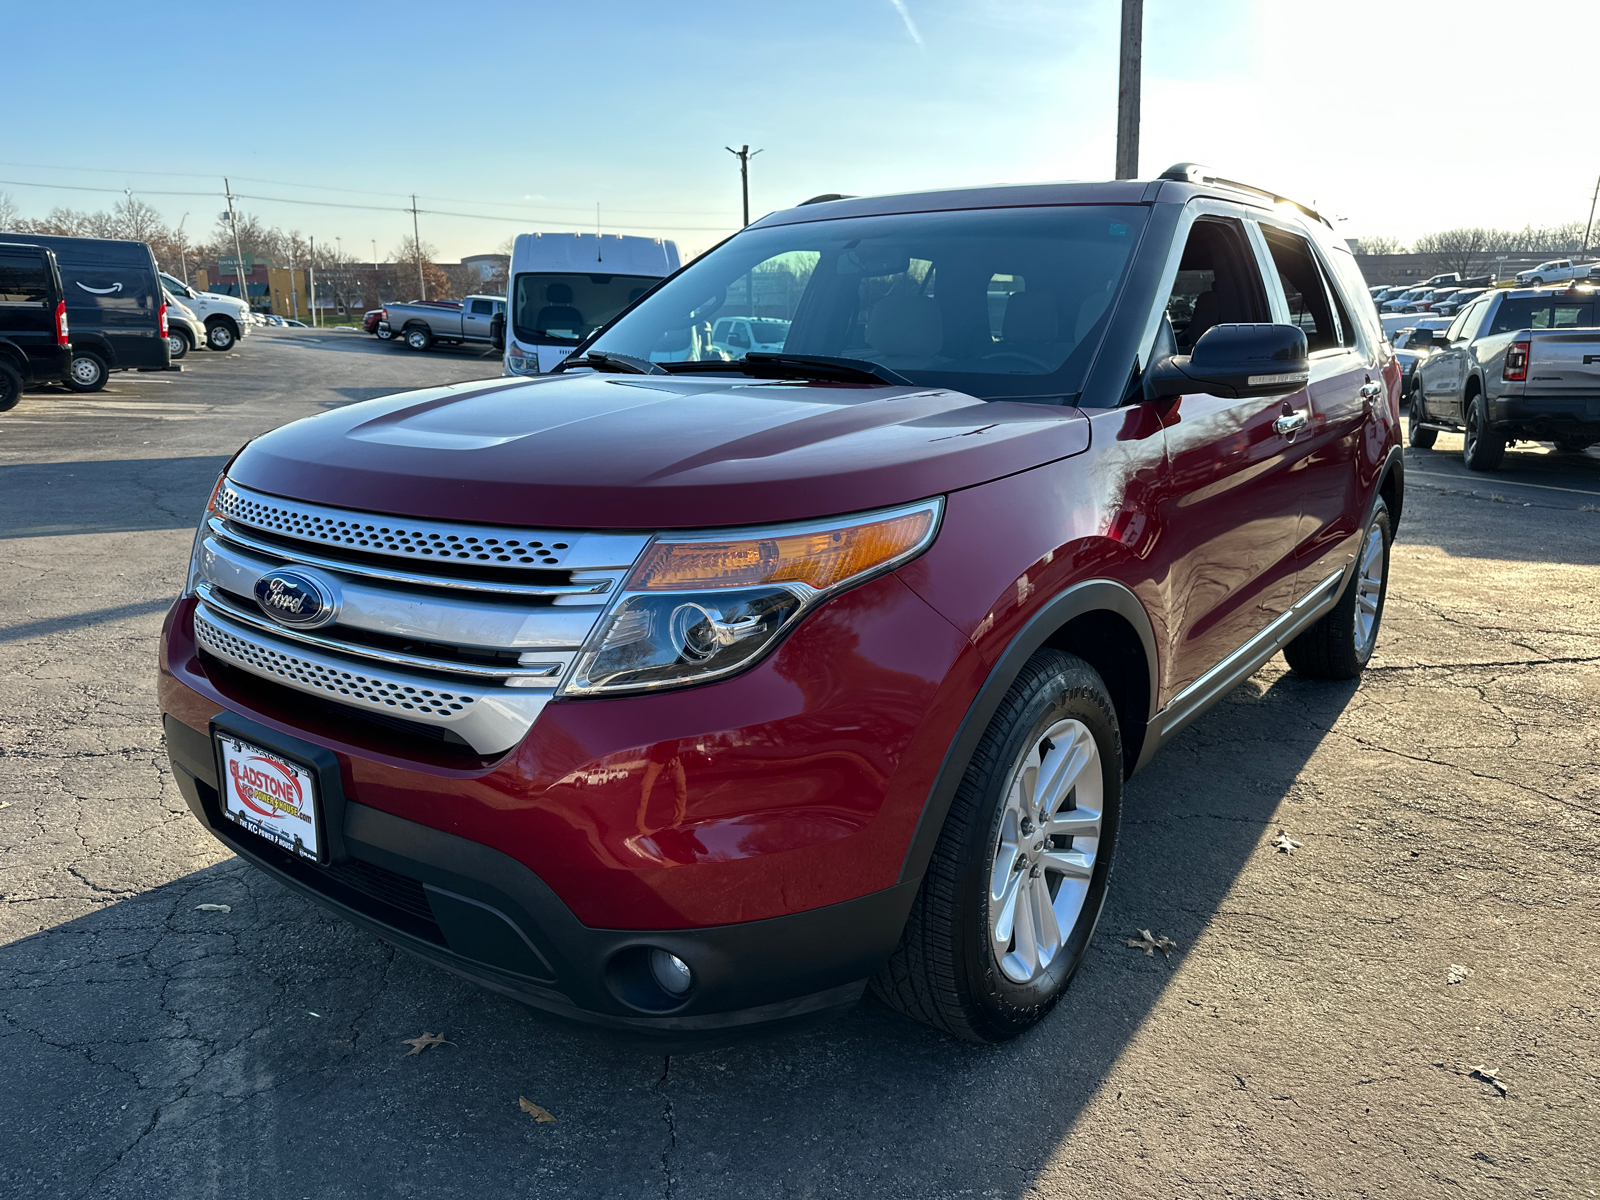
1404, 467, 1600, 499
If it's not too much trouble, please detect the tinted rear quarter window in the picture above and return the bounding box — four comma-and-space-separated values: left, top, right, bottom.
1487, 298, 1597, 334
0, 252, 50, 303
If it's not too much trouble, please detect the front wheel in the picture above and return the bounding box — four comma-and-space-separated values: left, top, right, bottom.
872, 650, 1123, 1044
1556, 437, 1593, 453
64, 351, 108, 393
1463, 394, 1506, 471
206, 320, 236, 351
1284, 500, 1392, 680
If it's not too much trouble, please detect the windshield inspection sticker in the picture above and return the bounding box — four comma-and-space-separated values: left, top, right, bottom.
218, 735, 320, 860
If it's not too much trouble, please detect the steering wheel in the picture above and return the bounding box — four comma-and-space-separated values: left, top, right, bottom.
978, 350, 1055, 372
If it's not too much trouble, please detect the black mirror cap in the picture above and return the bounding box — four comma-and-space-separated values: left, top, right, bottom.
1146, 322, 1310, 400
490, 311, 506, 351
1409, 328, 1437, 349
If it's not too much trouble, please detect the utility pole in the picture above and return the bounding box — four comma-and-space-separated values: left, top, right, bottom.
1114, 0, 1143, 180
725, 144, 763, 227
176, 213, 189, 286
309, 235, 319, 327
223, 178, 249, 307
410, 194, 425, 300
1582, 172, 1600, 259
287, 239, 299, 323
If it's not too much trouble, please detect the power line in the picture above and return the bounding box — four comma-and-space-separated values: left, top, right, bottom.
0, 176, 737, 232
0, 159, 737, 218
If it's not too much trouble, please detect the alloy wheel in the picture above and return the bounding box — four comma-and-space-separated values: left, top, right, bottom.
1352, 518, 1385, 657
988, 718, 1104, 984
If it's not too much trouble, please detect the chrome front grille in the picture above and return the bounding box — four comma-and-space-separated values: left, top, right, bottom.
194, 482, 650, 753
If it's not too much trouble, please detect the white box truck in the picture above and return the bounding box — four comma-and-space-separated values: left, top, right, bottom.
501, 233, 680, 376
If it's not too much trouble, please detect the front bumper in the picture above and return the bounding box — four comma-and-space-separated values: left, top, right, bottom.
166, 713, 911, 1036
157, 571, 973, 1035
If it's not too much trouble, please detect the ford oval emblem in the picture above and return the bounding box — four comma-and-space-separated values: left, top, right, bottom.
253, 569, 339, 629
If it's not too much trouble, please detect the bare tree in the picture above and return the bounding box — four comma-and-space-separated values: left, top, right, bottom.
0, 192, 18, 230
1354, 235, 1406, 255
1412, 228, 1509, 277
389, 236, 451, 301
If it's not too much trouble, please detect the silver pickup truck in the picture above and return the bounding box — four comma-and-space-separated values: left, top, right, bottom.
1411, 285, 1600, 469
380, 294, 505, 351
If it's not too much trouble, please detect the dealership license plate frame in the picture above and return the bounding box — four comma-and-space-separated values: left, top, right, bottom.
215, 731, 325, 863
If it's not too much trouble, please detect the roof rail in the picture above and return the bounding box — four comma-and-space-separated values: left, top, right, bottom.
1157, 163, 1331, 229
797, 194, 855, 206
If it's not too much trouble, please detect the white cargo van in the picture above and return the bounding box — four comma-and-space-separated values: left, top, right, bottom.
502, 233, 680, 375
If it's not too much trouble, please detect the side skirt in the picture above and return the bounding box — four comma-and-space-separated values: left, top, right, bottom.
1132, 563, 1351, 772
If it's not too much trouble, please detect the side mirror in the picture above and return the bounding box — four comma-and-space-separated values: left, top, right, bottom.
1409, 329, 1437, 349
489, 311, 505, 351
1145, 322, 1309, 400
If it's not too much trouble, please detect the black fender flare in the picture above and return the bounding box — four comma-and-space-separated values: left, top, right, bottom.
1374, 443, 1404, 528
896, 578, 1159, 887
0, 338, 28, 376
69, 332, 116, 368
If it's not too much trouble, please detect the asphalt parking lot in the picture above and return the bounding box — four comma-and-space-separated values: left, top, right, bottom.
2, 332, 1597, 1199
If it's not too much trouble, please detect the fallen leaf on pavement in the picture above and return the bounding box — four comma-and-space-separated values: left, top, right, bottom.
1448, 964, 1474, 985
194, 903, 231, 912
401, 1031, 454, 1056
1125, 929, 1177, 957
1273, 830, 1303, 854
1470, 1066, 1507, 1095
519, 1096, 556, 1123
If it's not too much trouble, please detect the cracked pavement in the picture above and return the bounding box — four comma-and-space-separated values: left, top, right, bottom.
2, 334, 1597, 1198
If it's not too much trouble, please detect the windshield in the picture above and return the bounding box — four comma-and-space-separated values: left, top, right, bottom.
583, 205, 1148, 400
511, 272, 660, 345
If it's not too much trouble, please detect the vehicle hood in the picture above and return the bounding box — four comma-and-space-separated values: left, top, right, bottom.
230, 371, 1091, 529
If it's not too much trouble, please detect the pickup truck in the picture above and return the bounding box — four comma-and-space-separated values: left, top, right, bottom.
1420, 272, 1494, 289
159, 166, 1402, 1045
160, 272, 252, 351
1512, 259, 1600, 286
380, 294, 505, 351
1411, 285, 1599, 466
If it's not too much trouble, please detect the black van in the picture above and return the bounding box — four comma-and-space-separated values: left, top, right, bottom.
0, 232, 169, 392
0, 242, 72, 410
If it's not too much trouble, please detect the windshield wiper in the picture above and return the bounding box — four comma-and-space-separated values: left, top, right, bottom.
555, 351, 667, 376
662, 353, 912, 386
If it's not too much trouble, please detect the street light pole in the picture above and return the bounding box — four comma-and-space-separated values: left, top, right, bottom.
1115, 0, 1143, 180
410, 194, 425, 300
176, 212, 189, 286
725, 144, 763, 227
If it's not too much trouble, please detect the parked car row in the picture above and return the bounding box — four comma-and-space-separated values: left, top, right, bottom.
1409, 284, 1599, 469
0, 229, 268, 406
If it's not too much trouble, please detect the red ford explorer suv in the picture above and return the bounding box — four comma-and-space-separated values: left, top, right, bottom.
159, 165, 1402, 1044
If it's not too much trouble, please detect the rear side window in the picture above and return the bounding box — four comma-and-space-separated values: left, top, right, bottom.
469, 299, 492, 315
1262, 228, 1353, 354
1488, 298, 1597, 334
1162, 218, 1269, 352
0, 252, 50, 303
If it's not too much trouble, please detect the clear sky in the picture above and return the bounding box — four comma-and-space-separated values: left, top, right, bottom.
6, 0, 1597, 263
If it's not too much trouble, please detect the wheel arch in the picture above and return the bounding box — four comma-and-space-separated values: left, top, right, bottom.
0, 339, 28, 376
204, 313, 239, 331
1376, 444, 1404, 529
71, 334, 115, 367
896, 579, 1158, 887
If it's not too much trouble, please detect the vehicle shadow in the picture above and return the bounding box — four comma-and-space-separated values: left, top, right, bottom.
0, 455, 232, 538
0, 667, 1353, 1198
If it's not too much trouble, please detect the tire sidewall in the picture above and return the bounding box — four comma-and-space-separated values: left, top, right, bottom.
0, 362, 21, 411
207, 321, 235, 351
1353, 501, 1393, 668
66, 352, 106, 392
954, 658, 1123, 1038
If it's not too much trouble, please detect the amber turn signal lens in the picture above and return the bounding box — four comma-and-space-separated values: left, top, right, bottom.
627, 507, 937, 592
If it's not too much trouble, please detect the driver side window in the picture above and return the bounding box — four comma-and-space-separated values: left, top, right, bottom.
1162, 218, 1270, 353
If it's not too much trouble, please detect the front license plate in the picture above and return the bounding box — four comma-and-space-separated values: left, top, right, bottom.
217, 734, 321, 861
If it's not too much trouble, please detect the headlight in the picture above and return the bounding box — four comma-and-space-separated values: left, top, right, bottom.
505, 345, 540, 375
561, 499, 942, 696
183, 472, 231, 597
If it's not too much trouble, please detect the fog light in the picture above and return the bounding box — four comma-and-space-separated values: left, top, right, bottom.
649, 949, 693, 996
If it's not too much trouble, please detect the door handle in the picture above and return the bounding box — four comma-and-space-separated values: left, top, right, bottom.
1359, 381, 1384, 400
1273, 411, 1310, 437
